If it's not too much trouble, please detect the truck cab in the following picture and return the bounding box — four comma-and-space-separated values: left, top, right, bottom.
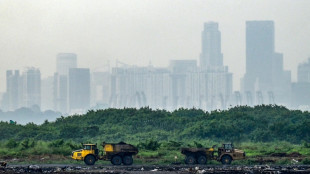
72, 144, 98, 165
218, 143, 245, 164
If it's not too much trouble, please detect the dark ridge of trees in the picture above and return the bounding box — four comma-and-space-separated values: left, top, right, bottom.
0, 105, 309, 144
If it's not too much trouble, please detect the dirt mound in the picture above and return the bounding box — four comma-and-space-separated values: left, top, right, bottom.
270, 153, 287, 157
287, 152, 302, 157
270, 152, 302, 157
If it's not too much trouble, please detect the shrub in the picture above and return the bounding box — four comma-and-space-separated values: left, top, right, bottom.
138, 139, 161, 151
5, 139, 19, 149
302, 158, 310, 164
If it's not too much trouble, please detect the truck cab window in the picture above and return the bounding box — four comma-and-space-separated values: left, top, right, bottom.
84, 145, 91, 150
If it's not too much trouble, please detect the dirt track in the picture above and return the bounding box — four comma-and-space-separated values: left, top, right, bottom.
1, 164, 310, 173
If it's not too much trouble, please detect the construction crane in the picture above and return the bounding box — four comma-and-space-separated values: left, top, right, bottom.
246, 91, 253, 106
234, 91, 242, 106
268, 91, 275, 104
256, 91, 264, 105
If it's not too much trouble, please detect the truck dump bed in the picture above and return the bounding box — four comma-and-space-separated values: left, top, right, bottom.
181, 148, 210, 154
103, 142, 138, 155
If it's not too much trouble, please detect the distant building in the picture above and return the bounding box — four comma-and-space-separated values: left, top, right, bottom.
242, 21, 291, 105
53, 53, 77, 113
68, 68, 90, 113
21, 68, 41, 109
41, 76, 54, 111
90, 71, 112, 108
297, 58, 310, 83
5, 70, 21, 111
56, 53, 77, 76
198, 22, 232, 110
200, 22, 223, 70
292, 58, 310, 108
243, 21, 275, 94
169, 60, 197, 108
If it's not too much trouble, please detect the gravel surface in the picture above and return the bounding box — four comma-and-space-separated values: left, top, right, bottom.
1, 164, 310, 173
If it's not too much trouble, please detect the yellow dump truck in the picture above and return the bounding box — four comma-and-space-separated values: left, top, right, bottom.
72, 142, 138, 165
181, 143, 245, 165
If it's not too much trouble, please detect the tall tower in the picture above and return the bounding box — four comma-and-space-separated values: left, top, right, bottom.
243, 21, 275, 93
54, 53, 77, 113
21, 68, 41, 109
198, 22, 232, 110
200, 22, 223, 70
56, 53, 77, 76
68, 68, 90, 113
5, 70, 21, 111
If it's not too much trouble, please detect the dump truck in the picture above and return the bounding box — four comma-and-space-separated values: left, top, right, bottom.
72, 142, 138, 165
181, 143, 245, 165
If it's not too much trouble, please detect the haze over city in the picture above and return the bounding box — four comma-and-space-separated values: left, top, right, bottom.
1, 0, 310, 124
1, 0, 310, 92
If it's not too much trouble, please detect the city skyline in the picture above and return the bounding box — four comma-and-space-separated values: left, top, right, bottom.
0, 20, 308, 93
1, 19, 310, 114
1, 0, 310, 92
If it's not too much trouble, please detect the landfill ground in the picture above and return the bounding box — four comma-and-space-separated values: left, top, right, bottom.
1, 164, 310, 173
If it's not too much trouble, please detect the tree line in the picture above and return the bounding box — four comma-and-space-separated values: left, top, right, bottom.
0, 105, 309, 144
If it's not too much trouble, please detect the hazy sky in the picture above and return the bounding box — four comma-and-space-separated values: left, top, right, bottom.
0, 0, 309, 92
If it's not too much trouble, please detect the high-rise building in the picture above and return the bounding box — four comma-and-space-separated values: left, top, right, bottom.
68, 68, 90, 113
292, 58, 310, 108
243, 21, 275, 94
56, 53, 77, 76
41, 76, 54, 111
21, 68, 41, 109
242, 21, 291, 105
53, 53, 77, 113
169, 60, 197, 108
297, 58, 310, 83
5, 70, 21, 111
90, 71, 112, 108
198, 22, 233, 110
200, 22, 223, 70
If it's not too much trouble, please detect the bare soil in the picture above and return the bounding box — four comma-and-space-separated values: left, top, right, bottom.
1, 164, 310, 173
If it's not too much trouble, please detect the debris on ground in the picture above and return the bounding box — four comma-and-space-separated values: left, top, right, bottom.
0, 164, 310, 173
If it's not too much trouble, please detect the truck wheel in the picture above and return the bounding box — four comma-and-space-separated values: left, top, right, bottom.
221, 155, 232, 165
84, 155, 96, 165
111, 155, 122, 165
185, 155, 196, 165
197, 155, 207, 164
123, 155, 133, 165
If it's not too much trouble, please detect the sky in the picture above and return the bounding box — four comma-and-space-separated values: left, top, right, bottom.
0, 0, 309, 92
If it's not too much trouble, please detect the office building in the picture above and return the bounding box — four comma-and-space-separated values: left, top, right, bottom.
68, 68, 90, 113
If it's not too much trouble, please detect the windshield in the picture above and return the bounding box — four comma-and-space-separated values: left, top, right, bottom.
84, 145, 91, 150
224, 144, 233, 150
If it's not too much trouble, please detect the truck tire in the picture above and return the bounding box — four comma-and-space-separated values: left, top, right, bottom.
221, 155, 232, 165
122, 155, 133, 165
185, 155, 196, 165
197, 155, 207, 164
111, 155, 122, 165
84, 155, 96, 165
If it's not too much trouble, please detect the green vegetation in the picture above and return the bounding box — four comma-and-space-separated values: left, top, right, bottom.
0, 105, 310, 164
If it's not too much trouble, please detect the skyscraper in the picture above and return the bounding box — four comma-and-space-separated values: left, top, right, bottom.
242, 21, 291, 105
200, 22, 223, 70
53, 53, 77, 113
41, 76, 54, 111
198, 22, 232, 110
56, 53, 77, 76
243, 21, 275, 93
5, 70, 21, 111
292, 58, 310, 108
297, 58, 310, 83
68, 68, 90, 113
21, 68, 41, 109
